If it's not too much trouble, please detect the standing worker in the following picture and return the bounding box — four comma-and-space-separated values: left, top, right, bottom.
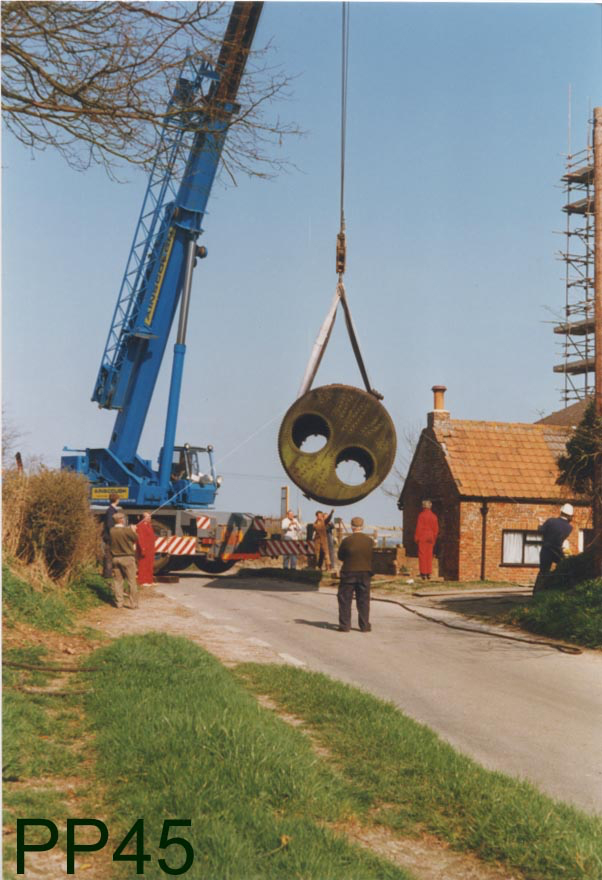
533, 503, 574, 594
313, 509, 334, 571
110, 512, 139, 609
326, 515, 337, 571
101, 493, 121, 578
281, 509, 302, 570
414, 500, 439, 580
336, 516, 373, 632
136, 512, 156, 586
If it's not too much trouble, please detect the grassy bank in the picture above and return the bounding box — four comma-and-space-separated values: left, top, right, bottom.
238, 664, 602, 880
2, 561, 111, 877
2, 643, 99, 878
507, 579, 602, 649
85, 633, 410, 879
2, 563, 110, 631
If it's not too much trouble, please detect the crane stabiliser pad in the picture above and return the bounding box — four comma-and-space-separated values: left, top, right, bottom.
278, 384, 397, 506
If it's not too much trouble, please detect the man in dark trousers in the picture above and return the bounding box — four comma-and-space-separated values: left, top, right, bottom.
337, 516, 374, 632
533, 503, 574, 594
102, 493, 121, 578
109, 512, 139, 609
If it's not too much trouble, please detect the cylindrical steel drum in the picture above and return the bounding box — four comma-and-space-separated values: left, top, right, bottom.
278, 384, 397, 506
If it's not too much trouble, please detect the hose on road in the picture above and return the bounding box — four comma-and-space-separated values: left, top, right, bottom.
371, 595, 583, 655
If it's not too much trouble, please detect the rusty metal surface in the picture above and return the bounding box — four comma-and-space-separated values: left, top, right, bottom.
278, 384, 397, 506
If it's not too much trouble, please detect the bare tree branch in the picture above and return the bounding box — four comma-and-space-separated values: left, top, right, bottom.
2, 410, 25, 470
381, 424, 422, 500
1, 1, 301, 177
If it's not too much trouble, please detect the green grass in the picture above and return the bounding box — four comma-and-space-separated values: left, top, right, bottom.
85, 633, 411, 879
2, 642, 90, 877
2, 564, 110, 631
3, 787, 70, 877
3, 566, 74, 630
2, 643, 84, 781
238, 663, 602, 880
507, 579, 602, 648
2, 644, 51, 687
2, 561, 107, 875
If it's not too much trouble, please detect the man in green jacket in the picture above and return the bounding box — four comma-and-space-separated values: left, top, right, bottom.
337, 516, 373, 632
110, 512, 139, 609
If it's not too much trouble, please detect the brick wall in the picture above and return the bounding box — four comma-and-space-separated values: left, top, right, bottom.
401, 427, 460, 580
458, 501, 593, 584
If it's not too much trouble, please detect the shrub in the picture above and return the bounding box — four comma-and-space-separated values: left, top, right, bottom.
508, 579, 602, 648
544, 550, 597, 590
2, 467, 100, 581
2, 469, 30, 559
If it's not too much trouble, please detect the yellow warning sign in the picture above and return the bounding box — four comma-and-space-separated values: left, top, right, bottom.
91, 487, 129, 500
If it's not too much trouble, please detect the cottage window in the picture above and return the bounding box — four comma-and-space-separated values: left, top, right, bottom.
502, 530, 541, 566
579, 529, 595, 553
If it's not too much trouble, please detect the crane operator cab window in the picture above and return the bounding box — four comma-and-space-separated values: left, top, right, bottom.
170, 446, 213, 485
171, 449, 190, 482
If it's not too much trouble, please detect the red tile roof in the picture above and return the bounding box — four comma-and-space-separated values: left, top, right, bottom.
432, 419, 572, 499
536, 398, 590, 427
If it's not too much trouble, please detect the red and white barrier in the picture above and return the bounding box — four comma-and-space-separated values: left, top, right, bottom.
260, 539, 312, 557
155, 536, 197, 555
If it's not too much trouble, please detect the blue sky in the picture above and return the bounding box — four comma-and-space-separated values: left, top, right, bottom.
3, 2, 601, 527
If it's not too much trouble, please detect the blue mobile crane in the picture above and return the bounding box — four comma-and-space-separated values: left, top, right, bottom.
62, 2, 274, 573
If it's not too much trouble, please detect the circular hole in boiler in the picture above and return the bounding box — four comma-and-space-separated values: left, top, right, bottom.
335, 447, 375, 486
292, 413, 330, 453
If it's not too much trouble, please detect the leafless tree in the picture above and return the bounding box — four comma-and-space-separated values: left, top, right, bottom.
381, 423, 421, 500
1, 1, 300, 179
2, 409, 23, 470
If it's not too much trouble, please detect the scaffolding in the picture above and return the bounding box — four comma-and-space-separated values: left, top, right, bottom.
553, 140, 595, 402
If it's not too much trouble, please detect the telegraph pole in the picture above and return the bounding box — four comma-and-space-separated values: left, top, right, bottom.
594, 107, 602, 576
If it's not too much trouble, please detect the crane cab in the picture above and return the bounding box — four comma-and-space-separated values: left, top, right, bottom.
169, 443, 222, 488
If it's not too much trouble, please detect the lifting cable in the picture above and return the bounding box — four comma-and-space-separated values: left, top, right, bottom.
298, 2, 382, 401
337, 0, 349, 268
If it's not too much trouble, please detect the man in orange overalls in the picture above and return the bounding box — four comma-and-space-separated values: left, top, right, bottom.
414, 500, 439, 580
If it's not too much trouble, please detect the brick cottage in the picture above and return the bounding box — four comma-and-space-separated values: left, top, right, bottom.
398, 387, 592, 583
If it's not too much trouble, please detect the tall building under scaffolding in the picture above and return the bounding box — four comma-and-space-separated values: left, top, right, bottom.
554, 139, 595, 402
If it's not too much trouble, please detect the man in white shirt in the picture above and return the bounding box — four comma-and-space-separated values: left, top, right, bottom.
281, 509, 302, 570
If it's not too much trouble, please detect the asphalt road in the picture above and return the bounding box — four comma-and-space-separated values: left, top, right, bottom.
156, 573, 602, 815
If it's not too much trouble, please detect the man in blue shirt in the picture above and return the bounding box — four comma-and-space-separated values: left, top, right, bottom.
533, 503, 574, 594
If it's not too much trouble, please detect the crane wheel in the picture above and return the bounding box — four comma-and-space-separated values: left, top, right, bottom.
153, 554, 194, 575
194, 558, 236, 575
153, 554, 172, 575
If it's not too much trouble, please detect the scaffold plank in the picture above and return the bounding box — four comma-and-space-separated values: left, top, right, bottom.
553, 357, 595, 376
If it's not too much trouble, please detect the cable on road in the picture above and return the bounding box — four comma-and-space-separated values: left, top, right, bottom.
370, 595, 583, 655
151, 570, 584, 655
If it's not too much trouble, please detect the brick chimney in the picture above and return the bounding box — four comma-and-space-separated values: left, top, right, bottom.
427, 385, 450, 428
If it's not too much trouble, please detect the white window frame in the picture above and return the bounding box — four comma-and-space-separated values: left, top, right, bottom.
579, 529, 595, 553
501, 530, 542, 567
